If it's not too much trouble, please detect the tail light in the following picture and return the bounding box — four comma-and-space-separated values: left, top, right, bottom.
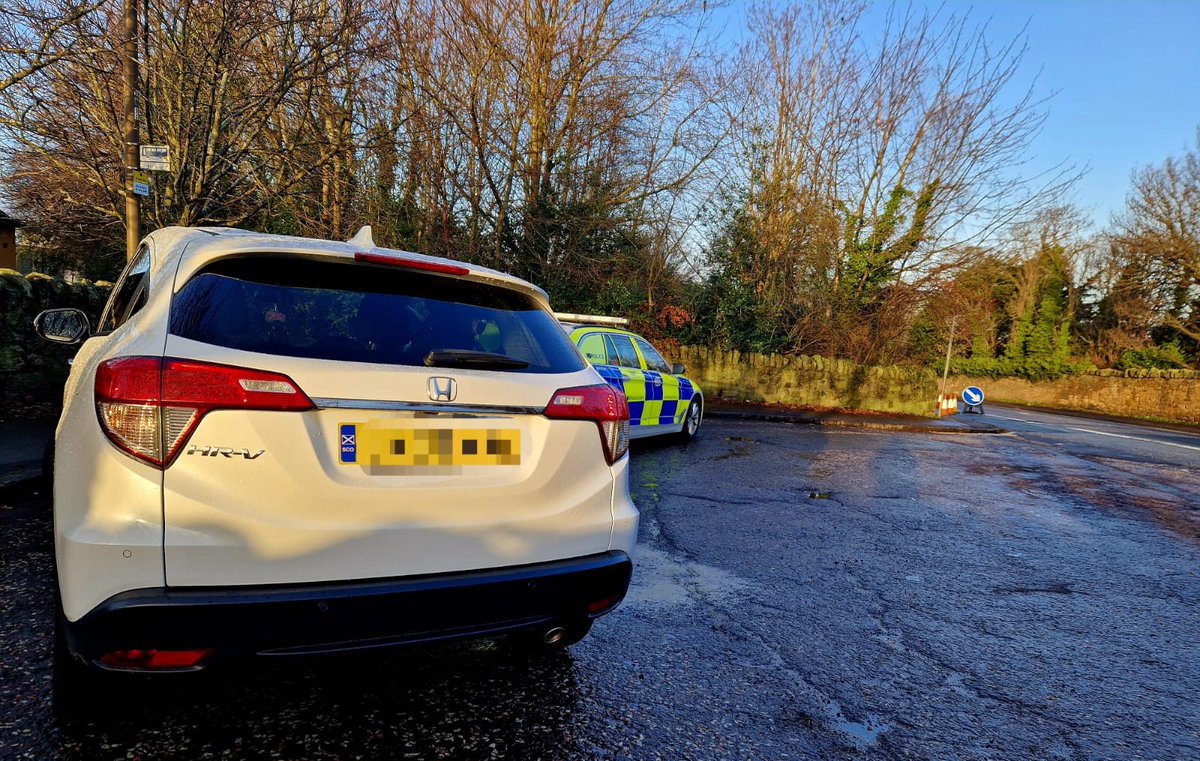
586, 594, 624, 616
95, 357, 314, 468
99, 648, 214, 670
544, 384, 629, 464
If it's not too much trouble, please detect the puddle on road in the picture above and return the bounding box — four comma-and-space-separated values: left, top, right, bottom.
965, 453, 1200, 543
824, 700, 890, 748
716, 437, 758, 460
716, 446, 753, 461
993, 582, 1078, 596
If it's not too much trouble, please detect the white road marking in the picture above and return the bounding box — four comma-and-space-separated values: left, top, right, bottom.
989, 412, 1200, 451
989, 414, 1048, 425
972, 408, 1200, 452
1066, 427, 1200, 453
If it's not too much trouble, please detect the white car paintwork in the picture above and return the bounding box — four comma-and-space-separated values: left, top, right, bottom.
53, 226, 638, 621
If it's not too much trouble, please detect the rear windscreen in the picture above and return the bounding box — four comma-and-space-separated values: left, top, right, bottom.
169, 257, 585, 374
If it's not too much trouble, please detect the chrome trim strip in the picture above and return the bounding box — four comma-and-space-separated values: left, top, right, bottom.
312, 398, 544, 416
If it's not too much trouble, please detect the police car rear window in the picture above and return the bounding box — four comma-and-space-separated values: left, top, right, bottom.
169, 256, 585, 374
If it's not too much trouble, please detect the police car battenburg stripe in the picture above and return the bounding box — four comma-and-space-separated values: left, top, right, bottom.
660, 400, 677, 424
627, 401, 644, 425
571, 331, 700, 431
595, 365, 626, 395
644, 374, 663, 401
677, 378, 693, 400
640, 400, 662, 425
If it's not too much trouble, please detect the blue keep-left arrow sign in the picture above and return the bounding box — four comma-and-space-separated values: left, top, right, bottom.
962, 386, 985, 405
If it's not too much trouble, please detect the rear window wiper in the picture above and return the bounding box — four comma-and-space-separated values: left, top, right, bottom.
424, 350, 529, 370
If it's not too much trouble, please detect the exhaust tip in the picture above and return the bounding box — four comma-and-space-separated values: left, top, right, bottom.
542, 626, 567, 645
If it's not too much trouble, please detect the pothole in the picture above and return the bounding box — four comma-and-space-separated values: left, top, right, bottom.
993, 582, 1079, 595
622, 546, 751, 610
824, 700, 890, 748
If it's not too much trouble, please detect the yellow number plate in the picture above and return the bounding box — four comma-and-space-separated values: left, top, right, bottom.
339, 423, 520, 467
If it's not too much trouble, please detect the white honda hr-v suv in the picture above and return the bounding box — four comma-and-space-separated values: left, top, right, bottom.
35, 226, 637, 674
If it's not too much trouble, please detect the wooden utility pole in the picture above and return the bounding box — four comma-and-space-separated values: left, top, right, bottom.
122, 0, 139, 261
938, 316, 957, 415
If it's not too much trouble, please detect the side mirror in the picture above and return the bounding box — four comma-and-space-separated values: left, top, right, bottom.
671, 363, 686, 375
33, 308, 91, 345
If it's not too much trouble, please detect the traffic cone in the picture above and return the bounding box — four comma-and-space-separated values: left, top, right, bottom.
941, 395, 956, 415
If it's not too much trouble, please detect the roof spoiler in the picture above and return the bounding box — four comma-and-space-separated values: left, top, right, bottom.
554, 312, 630, 327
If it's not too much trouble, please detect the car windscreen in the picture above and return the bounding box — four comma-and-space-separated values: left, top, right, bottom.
169, 256, 586, 374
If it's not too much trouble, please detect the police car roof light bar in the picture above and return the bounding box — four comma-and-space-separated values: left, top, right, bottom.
553, 312, 630, 327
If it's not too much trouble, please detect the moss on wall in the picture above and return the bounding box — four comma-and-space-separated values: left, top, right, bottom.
948, 373, 1200, 425
672, 347, 1200, 423
0, 270, 110, 412
675, 346, 938, 416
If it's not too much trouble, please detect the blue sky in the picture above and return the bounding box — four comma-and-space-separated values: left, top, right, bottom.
942, 0, 1200, 229
712, 0, 1200, 231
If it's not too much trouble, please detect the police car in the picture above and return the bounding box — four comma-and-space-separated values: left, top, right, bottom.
557, 314, 703, 440
33, 226, 638, 678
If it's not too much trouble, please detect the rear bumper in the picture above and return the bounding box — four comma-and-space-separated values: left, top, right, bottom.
64, 551, 632, 668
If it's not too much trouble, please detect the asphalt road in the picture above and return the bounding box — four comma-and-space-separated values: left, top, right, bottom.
979, 404, 1200, 541
984, 404, 1200, 465
1, 413, 1198, 760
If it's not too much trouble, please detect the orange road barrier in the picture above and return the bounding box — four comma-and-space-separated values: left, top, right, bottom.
937, 394, 958, 416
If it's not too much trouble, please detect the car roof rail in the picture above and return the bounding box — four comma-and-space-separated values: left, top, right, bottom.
554, 312, 630, 327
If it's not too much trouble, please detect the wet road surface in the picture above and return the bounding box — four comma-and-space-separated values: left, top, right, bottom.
985, 404, 1200, 465
2, 418, 1198, 759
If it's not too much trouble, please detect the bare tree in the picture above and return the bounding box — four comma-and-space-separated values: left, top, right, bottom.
380, 0, 728, 286
0, 0, 104, 101
1108, 130, 1200, 350
1, 0, 374, 254
710, 0, 1076, 363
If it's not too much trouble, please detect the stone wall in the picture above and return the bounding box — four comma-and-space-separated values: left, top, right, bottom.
0, 269, 111, 412
947, 371, 1200, 425
674, 346, 937, 416
671, 346, 1200, 424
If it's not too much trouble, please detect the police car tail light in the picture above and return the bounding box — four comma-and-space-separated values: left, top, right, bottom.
96, 357, 313, 468
544, 384, 630, 464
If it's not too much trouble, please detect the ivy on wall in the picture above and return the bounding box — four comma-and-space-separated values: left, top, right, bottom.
0, 269, 110, 414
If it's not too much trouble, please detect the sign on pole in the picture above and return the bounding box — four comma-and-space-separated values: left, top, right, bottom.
139, 144, 171, 171
132, 170, 150, 197
961, 386, 985, 414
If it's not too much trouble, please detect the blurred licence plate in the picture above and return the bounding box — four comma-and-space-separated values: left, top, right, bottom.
339, 423, 520, 467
